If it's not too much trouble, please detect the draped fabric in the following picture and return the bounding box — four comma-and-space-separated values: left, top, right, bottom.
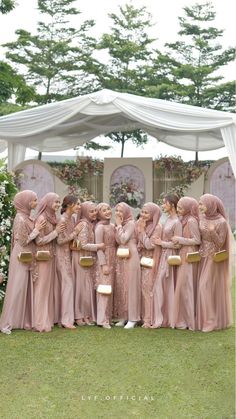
0, 89, 235, 173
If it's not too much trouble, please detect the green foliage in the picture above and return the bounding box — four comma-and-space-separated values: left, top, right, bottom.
147, 2, 235, 111
4, 0, 99, 104
0, 0, 15, 14
0, 159, 17, 299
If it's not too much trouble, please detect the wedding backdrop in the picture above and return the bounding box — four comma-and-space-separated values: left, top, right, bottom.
0, 89, 235, 174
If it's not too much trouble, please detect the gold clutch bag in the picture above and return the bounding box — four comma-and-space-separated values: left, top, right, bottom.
140, 256, 154, 268
167, 255, 181, 266
213, 250, 228, 263
186, 252, 201, 263
116, 247, 130, 258
18, 252, 33, 263
97, 284, 112, 295
36, 251, 51, 261
79, 256, 94, 267
70, 239, 81, 251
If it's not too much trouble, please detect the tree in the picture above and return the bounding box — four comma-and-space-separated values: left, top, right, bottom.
0, 0, 15, 14
96, 3, 155, 156
0, 61, 35, 115
4, 0, 99, 105
145, 2, 235, 163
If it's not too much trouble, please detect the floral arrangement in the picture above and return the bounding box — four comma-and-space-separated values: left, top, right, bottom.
110, 179, 144, 208
49, 158, 104, 186
0, 160, 17, 300
154, 155, 209, 184
67, 184, 95, 202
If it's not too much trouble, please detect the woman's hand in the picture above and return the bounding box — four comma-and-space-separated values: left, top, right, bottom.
97, 243, 105, 251
115, 214, 123, 226
172, 236, 180, 244
56, 222, 66, 234
35, 219, 47, 231
74, 223, 83, 234
154, 237, 162, 246
137, 218, 146, 233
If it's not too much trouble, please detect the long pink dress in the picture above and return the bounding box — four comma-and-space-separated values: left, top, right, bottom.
114, 203, 141, 322
95, 222, 116, 326
72, 202, 100, 324
33, 193, 59, 332
0, 191, 40, 333
196, 194, 232, 332
173, 199, 201, 330
152, 215, 182, 328
136, 203, 162, 327
56, 212, 77, 326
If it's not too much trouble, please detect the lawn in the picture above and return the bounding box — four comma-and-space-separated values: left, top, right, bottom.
0, 284, 235, 419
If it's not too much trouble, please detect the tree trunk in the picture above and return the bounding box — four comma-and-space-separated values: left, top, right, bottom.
195, 151, 199, 166
38, 152, 42, 160
121, 139, 125, 157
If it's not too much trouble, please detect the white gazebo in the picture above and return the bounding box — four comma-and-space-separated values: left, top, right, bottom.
0, 89, 235, 174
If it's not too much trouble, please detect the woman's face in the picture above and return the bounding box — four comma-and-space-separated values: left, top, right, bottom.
72, 200, 81, 214
52, 198, 61, 212
88, 206, 97, 221
30, 197, 38, 210
162, 198, 172, 214
177, 203, 185, 216
99, 205, 112, 220
198, 200, 207, 214
140, 206, 151, 222
115, 205, 124, 218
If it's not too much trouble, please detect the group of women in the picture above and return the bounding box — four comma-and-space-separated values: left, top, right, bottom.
0, 189, 233, 334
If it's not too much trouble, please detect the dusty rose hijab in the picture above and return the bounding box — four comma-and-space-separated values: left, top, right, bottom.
13, 190, 37, 216
115, 202, 133, 225
200, 194, 227, 220
80, 201, 97, 228
36, 192, 59, 225
178, 197, 199, 227
96, 203, 111, 226
142, 202, 162, 237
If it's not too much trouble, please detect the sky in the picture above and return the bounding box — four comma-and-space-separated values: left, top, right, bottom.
0, 0, 235, 162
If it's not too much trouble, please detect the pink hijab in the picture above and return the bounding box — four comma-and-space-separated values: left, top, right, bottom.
80, 201, 97, 228
36, 192, 59, 225
142, 202, 162, 237
13, 190, 37, 216
178, 197, 199, 227
200, 194, 227, 220
96, 202, 111, 226
115, 202, 133, 225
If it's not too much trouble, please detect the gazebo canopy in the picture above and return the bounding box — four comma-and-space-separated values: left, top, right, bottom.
0, 89, 235, 173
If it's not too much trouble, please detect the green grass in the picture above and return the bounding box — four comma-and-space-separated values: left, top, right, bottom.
0, 284, 235, 419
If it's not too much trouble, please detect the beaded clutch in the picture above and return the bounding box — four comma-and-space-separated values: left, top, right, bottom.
213, 250, 228, 263
186, 252, 201, 263
79, 256, 94, 267
140, 256, 154, 268
97, 284, 112, 295
116, 247, 130, 258
167, 255, 181, 266
35, 251, 51, 261
18, 252, 33, 263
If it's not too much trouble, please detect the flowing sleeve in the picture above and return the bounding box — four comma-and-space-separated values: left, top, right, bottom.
95, 224, 106, 265
78, 222, 99, 252
57, 218, 77, 245
115, 221, 134, 245
176, 218, 201, 246
161, 219, 182, 249
210, 219, 228, 249
35, 216, 58, 245
140, 224, 162, 250
13, 216, 39, 247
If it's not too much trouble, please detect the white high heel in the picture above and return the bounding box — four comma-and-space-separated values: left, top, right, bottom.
124, 321, 136, 329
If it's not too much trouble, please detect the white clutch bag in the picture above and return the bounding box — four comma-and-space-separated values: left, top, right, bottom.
167, 255, 181, 266
140, 256, 154, 268
116, 247, 130, 258
97, 284, 112, 295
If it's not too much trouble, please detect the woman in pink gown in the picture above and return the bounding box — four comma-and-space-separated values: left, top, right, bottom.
95, 203, 117, 329
196, 194, 232, 332
0, 190, 45, 334
152, 194, 182, 328
172, 197, 201, 330
34, 193, 65, 332
114, 202, 141, 329
136, 203, 162, 328
55, 195, 81, 329
72, 201, 105, 326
